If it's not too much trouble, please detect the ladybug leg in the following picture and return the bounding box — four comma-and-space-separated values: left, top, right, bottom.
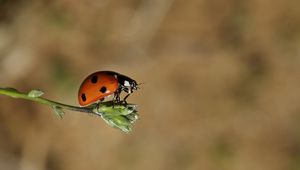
113, 91, 121, 103
122, 94, 130, 105
112, 90, 122, 108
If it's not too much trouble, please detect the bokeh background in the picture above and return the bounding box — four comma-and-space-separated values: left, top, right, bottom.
1, 0, 300, 170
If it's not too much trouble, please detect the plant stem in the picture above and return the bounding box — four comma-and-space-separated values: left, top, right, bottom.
0, 88, 93, 114
0, 87, 139, 133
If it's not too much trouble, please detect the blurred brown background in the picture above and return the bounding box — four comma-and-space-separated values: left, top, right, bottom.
1, 0, 300, 170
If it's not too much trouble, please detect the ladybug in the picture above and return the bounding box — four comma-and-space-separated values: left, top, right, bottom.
78, 71, 138, 106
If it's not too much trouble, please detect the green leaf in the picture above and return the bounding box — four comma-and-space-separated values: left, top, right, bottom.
101, 114, 132, 133
52, 106, 65, 119
28, 89, 44, 98
125, 112, 139, 123
93, 101, 139, 133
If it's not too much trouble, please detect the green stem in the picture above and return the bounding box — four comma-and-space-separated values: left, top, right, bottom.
0, 88, 93, 114
0, 87, 139, 133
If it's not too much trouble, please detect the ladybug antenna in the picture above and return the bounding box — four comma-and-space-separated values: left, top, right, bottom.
136, 82, 144, 89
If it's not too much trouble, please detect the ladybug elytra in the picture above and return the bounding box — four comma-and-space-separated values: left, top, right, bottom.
78, 71, 138, 106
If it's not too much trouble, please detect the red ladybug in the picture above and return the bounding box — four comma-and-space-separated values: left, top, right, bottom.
78, 71, 138, 106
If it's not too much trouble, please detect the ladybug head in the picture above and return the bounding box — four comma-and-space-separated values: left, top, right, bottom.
123, 79, 138, 93
116, 73, 141, 94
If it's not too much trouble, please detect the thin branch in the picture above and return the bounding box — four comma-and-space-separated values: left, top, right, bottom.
0, 87, 139, 133
0, 87, 93, 113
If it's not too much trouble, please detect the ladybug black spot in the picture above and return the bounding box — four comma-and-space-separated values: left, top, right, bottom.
91, 75, 98, 84
100, 86, 107, 93
81, 93, 87, 102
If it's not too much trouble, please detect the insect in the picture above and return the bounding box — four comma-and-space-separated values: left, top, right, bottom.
78, 71, 138, 106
